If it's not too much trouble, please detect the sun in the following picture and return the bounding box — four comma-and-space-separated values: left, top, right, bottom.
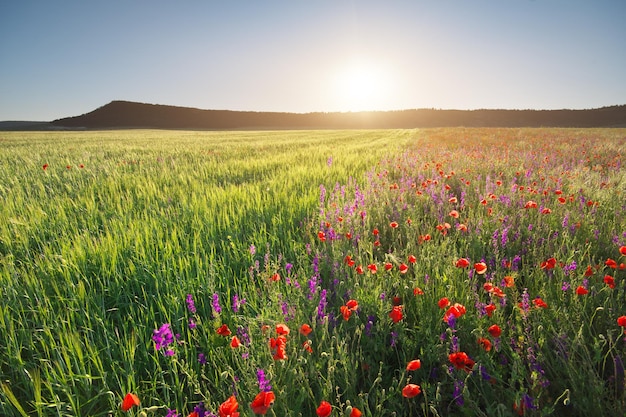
332, 61, 392, 112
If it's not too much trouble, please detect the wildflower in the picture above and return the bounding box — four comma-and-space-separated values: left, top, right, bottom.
276, 323, 290, 336
443, 303, 466, 323
153, 323, 175, 355
488, 324, 502, 338
456, 223, 468, 232
584, 265, 595, 277
218, 395, 239, 417
212, 293, 222, 314
256, 368, 272, 392
384, 262, 393, 271
303, 340, 313, 353
401, 384, 422, 398
575, 286, 588, 295
533, 297, 548, 309
449, 351, 475, 372
503, 276, 515, 287
413, 287, 424, 296
250, 391, 275, 415
477, 337, 492, 351
438, 297, 450, 309
408, 255, 417, 264
485, 303, 496, 317
42, 163, 49, 170
620, 246, 626, 256
230, 336, 241, 348
270, 336, 287, 360
604, 275, 616, 289
367, 263, 378, 274
606, 258, 618, 269
350, 407, 362, 417
455, 258, 470, 268
299, 323, 312, 336
540, 257, 557, 270
316, 400, 332, 417
198, 353, 207, 365
406, 359, 421, 371
271, 273, 280, 282
318, 231, 326, 242
524, 200, 538, 209
399, 263, 409, 274
355, 265, 364, 274
449, 210, 459, 218
617, 315, 626, 328
389, 305, 403, 323
390, 221, 399, 228
217, 324, 231, 336
121, 393, 140, 412
344, 255, 355, 267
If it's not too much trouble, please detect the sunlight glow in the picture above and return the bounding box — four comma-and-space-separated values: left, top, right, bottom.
332, 61, 393, 112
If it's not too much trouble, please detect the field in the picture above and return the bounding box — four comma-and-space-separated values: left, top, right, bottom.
0, 128, 625, 416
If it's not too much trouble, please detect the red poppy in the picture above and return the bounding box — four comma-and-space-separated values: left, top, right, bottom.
449, 210, 459, 218
540, 257, 557, 270
437, 297, 450, 309
303, 340, 313, 353
389, 305, 403, 323
524, 200, 538, 209
219, 395, 239, 417
230, 336, 241, 348
121, 393, 140, 412
367, 263, 378, 274
455, 258, 470, 268
449, 351, 475, 372
42, 163, 49, 170
606, 258, 617, 269
299, 323, 312, 336
485, 303, 496, 317
413, 287, 424, 296
316, 400, 332, 417
584, 265, 595, 277
79, 164, 84, 168
189, 412, 199, 417
346, 299, 358, 310
406, 359, 421, 371
344, 255, 355, 267
408, 255, 417, 264
456, 223, 468, 232
477, 337, 492, 352
350, 407, 362, 417
390, 221, 399, 228
620, 246, 626, 256
487, 324, 502, 338
217, 324, 232, 336
66, 165, 71, 170
448, 196, 458, 203
399, 263, 409, 274
372, 228, 379, 236
250, 391, 275, 415
270, 336, 287, 360
401, 383, 422, 398
318, 231, 326, 242
384, 262, 393, 271
271, 273, 281, 282
276, 323, 290, 336
533, 297, 548, 309
503, 276, 515, 287
355, 265, 364, 274
617, 316, 626, 327
575, 286, 588, 295
340, 305, 353, 321
604, 275, 615, 289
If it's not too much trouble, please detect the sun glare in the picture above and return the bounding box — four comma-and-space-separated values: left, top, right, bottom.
333, 61, 392, 112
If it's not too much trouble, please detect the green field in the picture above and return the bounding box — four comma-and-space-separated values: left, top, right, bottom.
1, 128, 625, 416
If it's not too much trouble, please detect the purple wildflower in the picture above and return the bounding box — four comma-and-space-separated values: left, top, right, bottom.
186, 294, 196, 314
153, 323, 175, 356
212, 293, 222, 314
453, 380, 464, 406
198, 353, 207, 365
257, 368, 272, 392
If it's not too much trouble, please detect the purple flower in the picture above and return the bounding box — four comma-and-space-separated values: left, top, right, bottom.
257, 368, 272, 392
249, 244, 256, 255
232, 294, 245, 313
166, 409, 179, 417
453, 380, 464, 406
212, 293, 222, 314
188, 318, 197, 329
390, 331, 398, 347
186, 294, 196, 314
285, 263, 293, 273
198, 353, 207, 365
153, 323, 175, 355
561, 281, 570, 292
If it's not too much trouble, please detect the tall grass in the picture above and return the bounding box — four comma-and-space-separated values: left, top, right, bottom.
0, 128, 625, 416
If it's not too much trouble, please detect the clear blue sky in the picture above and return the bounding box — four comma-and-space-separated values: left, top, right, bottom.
1, 0, 625, 121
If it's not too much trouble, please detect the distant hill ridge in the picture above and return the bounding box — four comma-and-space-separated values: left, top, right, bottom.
46, 100, 626, 129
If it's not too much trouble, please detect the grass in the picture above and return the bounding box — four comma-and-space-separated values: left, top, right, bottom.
0, 128, 625, 416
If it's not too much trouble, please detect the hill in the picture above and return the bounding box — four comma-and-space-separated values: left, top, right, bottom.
13, 101, 626, 130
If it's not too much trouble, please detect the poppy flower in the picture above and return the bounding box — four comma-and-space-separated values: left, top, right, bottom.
408, 255, 417, 264
604, 275, 615, 289
219, 395, 239, 417
487, 324, 502, 338
390, 221, 399, 228
316, 400, 332, 417
438, 297, 450, 309
384, 262, 393, 271
456, 223, 468, 232
485, 303, 496, 317
276, 323, 290, 336
230, 336, 241, 348
533, 297, 548, 309
318, 231, 326, 242
355, 265, 364, 274
402, 383, 422, 398
344, 255, 355, 267
372, 228, 379, 236
474, 262, 488, 275
449, 351, 475, 372
606, 258, 617, 269
419, 234, 431, 242
406, 359, 421, 371
448, 196, 458, 204
346, 299, 358, 310
503, 276, 515, 287
350, 407, 362, 417
455, 258, 470, 268
524, 200, 538, 209
217, 324, 232, 336
250, 390, 275, 415
367, 263, 378, 274
340, 305, 353, 321
398, 263, 409, 274
271, 273, 281, 282
121, 393, 140, 412
413, 287, 424, 296
42, 163, 49, 170
540, 257, 557, 270
575, 286, 588, 295
299, 323, 312, 336
617, 316, 626, 327
389, 305, 403, 323
477, 337, 492, 351
620, 246, 626, 256
269, 336, 287, 360
449, 210, 459, 218
303, 340, 313, 353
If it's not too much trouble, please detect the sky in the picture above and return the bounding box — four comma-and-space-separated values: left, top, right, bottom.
1, 1, 625, 121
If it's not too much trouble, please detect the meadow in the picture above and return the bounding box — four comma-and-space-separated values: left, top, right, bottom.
0, 128, 625, 416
